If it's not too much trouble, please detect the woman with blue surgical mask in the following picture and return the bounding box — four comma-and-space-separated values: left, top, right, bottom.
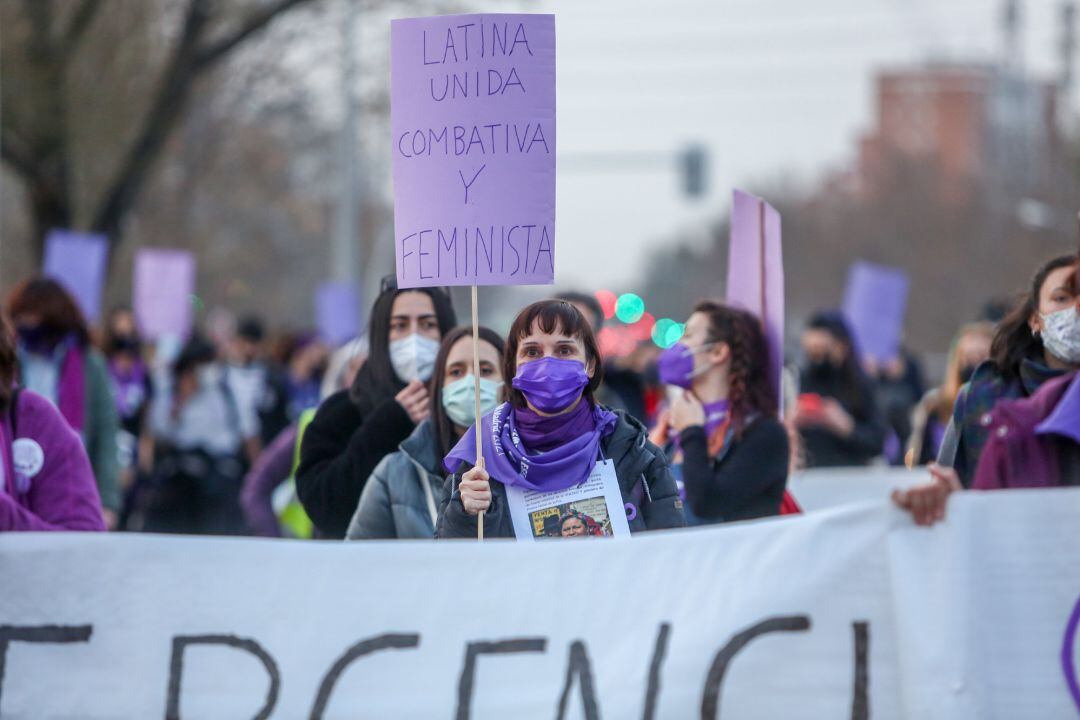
296, 276, 456, 538
346, 326, 504, 539
436, 300, 685, 539
938, 254, 1080, 487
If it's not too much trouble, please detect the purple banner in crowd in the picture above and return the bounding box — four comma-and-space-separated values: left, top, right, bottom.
842, 261, 909, 363
133, 249, 196, 340
390, 14, 556, 288
42, 230, 108, 324
726, 190, 784, 411
315, 281, 361, 346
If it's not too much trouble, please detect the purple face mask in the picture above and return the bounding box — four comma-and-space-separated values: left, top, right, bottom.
512, 357, 590, 414
658, 342, 697, 389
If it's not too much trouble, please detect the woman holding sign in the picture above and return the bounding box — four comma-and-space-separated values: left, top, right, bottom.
436, 300, 685, 539
650, 302, 790, 524
346, 326, 505, 539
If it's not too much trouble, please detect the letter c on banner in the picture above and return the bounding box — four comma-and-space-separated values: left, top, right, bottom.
1063, 594, 1080, 714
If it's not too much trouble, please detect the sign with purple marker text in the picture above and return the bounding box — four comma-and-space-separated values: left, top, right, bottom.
42, 230, 109, 324
133, 249, 196, 341
842, 261, 910, 363
391, 14, 555, 288
726, 190, 784, 410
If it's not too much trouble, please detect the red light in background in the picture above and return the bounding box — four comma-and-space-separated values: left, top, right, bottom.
595, 289, 617, 320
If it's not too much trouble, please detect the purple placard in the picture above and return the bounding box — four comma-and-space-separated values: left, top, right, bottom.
133, 248, 196, 340
842, 261, 909, 363
391, 14, 556, 288
315, 281, 361, 346
42, 230, 108, 324
726, 190, 784, 411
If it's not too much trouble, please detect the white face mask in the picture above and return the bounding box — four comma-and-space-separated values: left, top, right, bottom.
1039, 307, 1080, 364
390, 333, 440, 383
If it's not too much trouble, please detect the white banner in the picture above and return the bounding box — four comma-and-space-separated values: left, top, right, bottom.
2, 490, 1079, 719
788, 466, 926, 513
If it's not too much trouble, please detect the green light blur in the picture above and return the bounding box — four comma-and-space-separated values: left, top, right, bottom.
189, 294, 204, 313
615, 293, 645, 323
652, 319, 685, 348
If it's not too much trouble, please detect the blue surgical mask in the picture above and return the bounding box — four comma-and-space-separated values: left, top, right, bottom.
442, 374, 503, 427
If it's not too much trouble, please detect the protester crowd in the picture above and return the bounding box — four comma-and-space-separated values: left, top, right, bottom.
1, 244, 1078, 536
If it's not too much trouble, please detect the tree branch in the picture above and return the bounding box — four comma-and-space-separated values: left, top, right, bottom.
90, 0, 317, 241
61, 0, 103, 60
194, 0, 317, 70
1, 128, 39, 183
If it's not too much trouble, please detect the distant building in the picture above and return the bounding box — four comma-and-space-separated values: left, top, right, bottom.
856, 62, 1062, 205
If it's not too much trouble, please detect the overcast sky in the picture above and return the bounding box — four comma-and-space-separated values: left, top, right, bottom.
516, 0, 1074, 292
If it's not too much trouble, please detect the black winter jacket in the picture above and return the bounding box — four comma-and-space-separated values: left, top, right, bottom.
296, 364, 414, 538
436, 410, 686, 538
679, 416, 789, 523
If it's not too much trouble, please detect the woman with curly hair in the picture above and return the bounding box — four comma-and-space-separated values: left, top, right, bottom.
651, 301, 790, 523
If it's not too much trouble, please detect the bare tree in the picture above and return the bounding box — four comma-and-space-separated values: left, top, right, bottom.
1, 0, 319, 258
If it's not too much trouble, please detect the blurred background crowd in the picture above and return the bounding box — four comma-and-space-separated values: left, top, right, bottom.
1, 0, 1078, 536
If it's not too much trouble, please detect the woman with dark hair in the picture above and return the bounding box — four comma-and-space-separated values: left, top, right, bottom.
8, 276, 121, 527
939, 254, 1078, 486
792, 311, 886, 467
0, 306, 105, 531
650, 301, 790, 523
346, 326, 505, 539
436, 300, 685, 539
297, 276, 457, 538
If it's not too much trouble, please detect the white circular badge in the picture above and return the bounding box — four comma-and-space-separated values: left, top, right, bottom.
12, 438, 45, 480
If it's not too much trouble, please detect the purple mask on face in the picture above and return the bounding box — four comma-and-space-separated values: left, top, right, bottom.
512, 357, 590, 414
658, 342, 697, 389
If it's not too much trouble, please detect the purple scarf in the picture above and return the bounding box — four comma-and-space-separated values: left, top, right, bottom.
445, 399, 618, 492
109, 358, 146, 419
57, 341, 86, 433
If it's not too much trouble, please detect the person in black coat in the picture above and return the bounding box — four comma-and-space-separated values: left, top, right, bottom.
437, 300, 685, 539
295, 277, 456, 538
651, 301, 789, 523
792, 312, 886, 467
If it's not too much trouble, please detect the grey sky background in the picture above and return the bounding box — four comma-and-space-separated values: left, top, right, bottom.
530, 0, 1071, 291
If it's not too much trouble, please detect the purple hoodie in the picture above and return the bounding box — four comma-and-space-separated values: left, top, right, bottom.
0, 389, 106, 531
973, 372, 1080, 490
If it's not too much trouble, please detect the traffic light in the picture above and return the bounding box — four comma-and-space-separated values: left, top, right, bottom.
680, 144, 708, 198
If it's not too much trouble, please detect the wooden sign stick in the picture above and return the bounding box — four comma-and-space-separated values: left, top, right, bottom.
472, 284, 485, 542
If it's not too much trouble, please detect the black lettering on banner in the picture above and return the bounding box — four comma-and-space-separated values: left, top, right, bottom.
0, 624, 93, 711
700, 615, 811, 719
851, 622, 870, 720
642, 623, 672, 720
555, 641, 600, 720
309, 633, 420, 720
165, 634, 280, 720
455, 637, 547, 720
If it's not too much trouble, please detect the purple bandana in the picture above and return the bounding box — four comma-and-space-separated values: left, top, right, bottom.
674, 399, 730, 450
445, 400, 618, 493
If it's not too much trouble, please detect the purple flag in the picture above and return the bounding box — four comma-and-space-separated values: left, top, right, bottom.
726, 190, 784, 411
133, 249, 196, 340
842, 261, 909, 363
315, 281, 361, 346
391, 14, 556, 288
42, 230, 108, 324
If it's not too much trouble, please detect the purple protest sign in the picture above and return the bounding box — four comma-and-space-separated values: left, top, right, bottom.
315, 281, 361, 346
842, 261, 910, 363
726, 190, 784, 411
42, 230, 108, 324
391, 14, 556, 288
133, 249, 196, 340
